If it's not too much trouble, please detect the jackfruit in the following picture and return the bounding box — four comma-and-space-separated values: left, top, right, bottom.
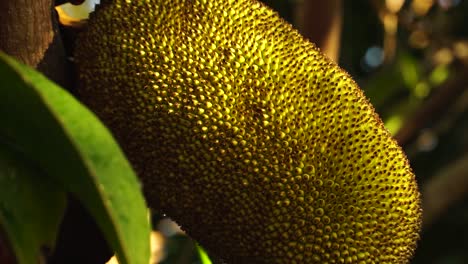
74, 0, 422, 263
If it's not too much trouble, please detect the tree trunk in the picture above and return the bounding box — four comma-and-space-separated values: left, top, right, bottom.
0, 0, 71, 88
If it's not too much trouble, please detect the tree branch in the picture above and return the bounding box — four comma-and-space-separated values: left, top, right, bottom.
422, 153, 468, 228
295, 0, 343, 61
395, 66, 468, 147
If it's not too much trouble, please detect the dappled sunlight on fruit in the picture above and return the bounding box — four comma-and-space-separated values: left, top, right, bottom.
75, 0, 422, 262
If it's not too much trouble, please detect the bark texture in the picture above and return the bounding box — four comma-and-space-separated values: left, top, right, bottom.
0, 0, 70, 88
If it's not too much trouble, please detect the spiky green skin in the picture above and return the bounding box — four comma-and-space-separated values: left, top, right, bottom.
75, 0, 422, 263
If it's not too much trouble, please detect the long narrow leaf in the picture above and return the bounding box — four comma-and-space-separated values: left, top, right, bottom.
0, 52, 150, 264
0, 142, 66, 264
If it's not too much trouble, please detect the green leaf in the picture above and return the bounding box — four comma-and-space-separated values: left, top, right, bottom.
429, 65, 450, 86
196, 244, 213, 264
0, 52, 151, 264
399, 52, 421, 89
0, 142, 66, 264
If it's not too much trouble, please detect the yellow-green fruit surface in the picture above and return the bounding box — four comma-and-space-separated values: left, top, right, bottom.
75, 0, 422, 263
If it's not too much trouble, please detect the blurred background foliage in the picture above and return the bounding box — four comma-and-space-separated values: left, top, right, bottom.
58, 0, 468, 263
